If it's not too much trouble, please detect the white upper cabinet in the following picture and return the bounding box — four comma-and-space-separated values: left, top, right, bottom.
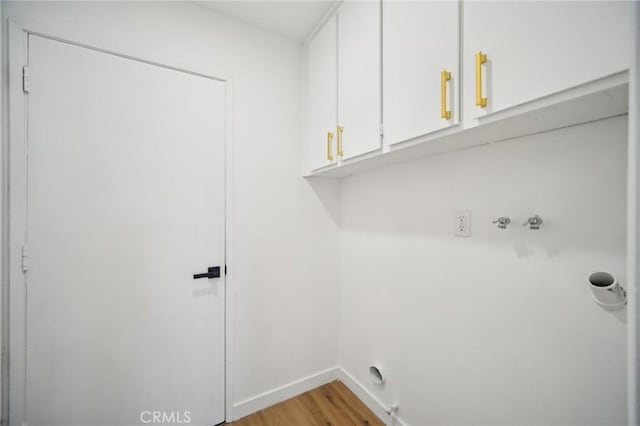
304, 15, 337, 172
383, 1, 459, 146
464, 1, 632, 120
337, 0, 382, 160
303, 0, 632, 177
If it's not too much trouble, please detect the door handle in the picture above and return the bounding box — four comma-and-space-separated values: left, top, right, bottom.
327, 131, 334, 161
193, 266, 221, 279
440, 69, 452, 119
475, 51, 487, 107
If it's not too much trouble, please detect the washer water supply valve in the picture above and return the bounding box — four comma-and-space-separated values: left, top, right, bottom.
492, 217, 511, 229
523, 214, 543, 230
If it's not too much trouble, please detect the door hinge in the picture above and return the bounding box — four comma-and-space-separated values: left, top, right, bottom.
22, 66, 30, 93
225, 264, 227, 275
21, 246, 29, 273
379, 123, 384, 137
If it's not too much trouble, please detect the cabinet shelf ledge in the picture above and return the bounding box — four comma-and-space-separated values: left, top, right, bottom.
304, 71, 628, 179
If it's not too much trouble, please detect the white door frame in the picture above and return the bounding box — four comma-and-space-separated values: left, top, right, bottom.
3, 19, 236, 425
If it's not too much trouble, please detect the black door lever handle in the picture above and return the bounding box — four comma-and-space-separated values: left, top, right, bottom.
193, 266, 221, 279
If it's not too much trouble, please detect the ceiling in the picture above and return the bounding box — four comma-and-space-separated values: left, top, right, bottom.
199, 1, 338, 42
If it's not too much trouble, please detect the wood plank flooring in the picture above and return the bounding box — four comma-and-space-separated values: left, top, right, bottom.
227, 380, 384, 426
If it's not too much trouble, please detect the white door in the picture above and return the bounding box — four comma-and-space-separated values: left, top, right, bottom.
337, 0, 381, 160
463, 1, 632, 120
17, 35, 226, 426
304, 15, 337, 172
382, 0, 459, 146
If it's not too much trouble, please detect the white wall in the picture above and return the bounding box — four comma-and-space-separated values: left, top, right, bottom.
1, 0, 341, 417
339, 116, 628, 426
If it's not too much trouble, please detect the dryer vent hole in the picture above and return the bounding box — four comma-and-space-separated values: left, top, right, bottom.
589, 271, 615, 287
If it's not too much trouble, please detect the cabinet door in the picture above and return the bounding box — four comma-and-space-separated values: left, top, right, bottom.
337, 0, 381, 160
383, 1, 459, 146
464, 1, 632, 120
305, 15, 337, 172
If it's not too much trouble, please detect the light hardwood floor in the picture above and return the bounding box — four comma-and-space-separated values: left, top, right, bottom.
228, 380, 384, 426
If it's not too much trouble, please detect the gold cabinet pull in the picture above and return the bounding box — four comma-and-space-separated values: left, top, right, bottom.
327, 131, 334, 161
440, 69, 452, 119
475, 51, 487, 107
337, 126, 344, 157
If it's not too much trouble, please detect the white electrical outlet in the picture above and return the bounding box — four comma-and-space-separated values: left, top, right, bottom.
455, 210, 471, 237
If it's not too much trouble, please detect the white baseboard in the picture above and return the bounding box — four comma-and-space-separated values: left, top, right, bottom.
231, 365, 408, 425
336, 367, 408, 426
231, 366, 340, 421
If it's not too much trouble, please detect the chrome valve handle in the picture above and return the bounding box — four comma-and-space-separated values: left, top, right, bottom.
492, 217, 511, 229
523, 215, 543, 230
